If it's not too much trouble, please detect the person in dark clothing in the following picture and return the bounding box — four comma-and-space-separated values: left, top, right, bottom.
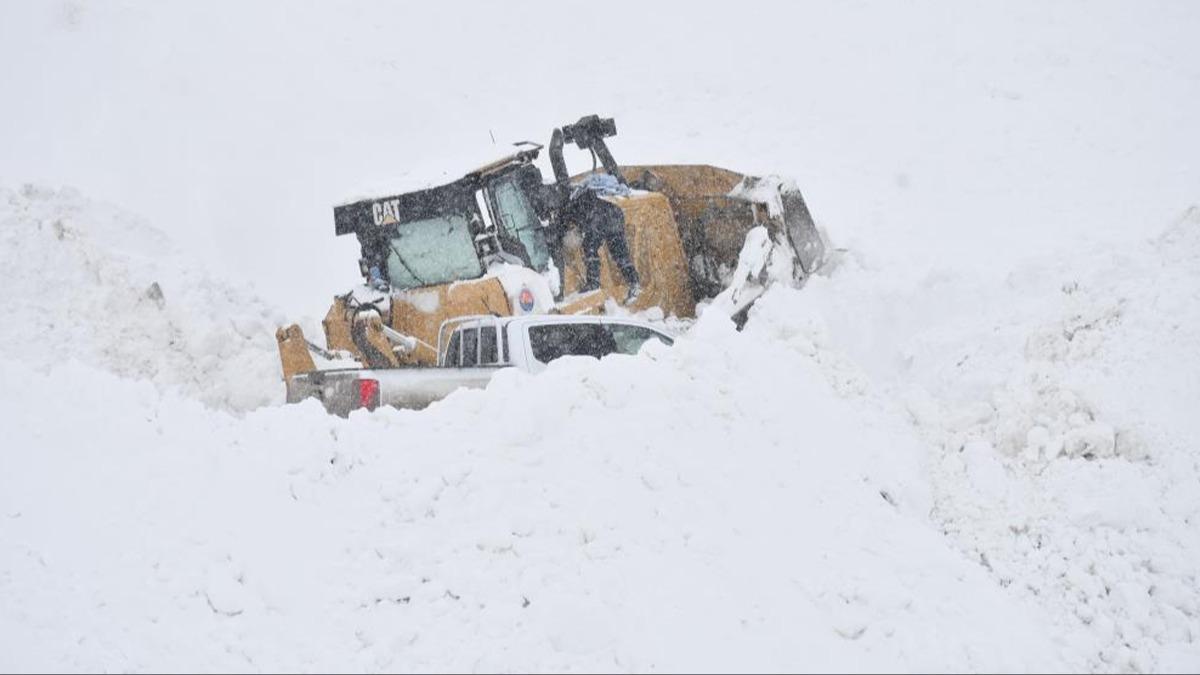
569, 189, 641, 293
541, 181, 642, 304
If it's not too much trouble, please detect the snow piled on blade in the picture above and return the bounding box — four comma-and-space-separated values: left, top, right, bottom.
0, 184, 284, 411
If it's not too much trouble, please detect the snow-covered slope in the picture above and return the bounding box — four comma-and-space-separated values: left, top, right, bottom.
0, 185, 283, 411
0, 324, 1058, 672
1, 186, 1196, 672
803, 208, 1200, 671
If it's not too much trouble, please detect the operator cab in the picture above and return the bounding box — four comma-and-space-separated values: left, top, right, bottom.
331, 115, 630, 296
333, 152, 557, 293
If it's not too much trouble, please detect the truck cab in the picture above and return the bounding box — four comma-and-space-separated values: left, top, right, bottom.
439, 314, 674, 375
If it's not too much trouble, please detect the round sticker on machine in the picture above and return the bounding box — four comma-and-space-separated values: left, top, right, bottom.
518, 286, 536, 313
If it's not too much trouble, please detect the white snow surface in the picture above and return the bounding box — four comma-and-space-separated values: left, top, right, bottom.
0, 185, 284, 411
2, 1, 1200, 672
1, 185, 1197, 672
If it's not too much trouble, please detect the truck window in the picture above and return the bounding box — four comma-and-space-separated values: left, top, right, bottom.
528, 323, 618, 364
610, 324, 673, 355
480, 325, 498, 364
444, 330, 462, 366
462, 327, 479, 366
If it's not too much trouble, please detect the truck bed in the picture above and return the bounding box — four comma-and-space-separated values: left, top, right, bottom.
286, 365, 508, 415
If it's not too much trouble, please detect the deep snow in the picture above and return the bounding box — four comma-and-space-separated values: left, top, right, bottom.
2, 1, 1200, 672
1, 183, 1197, 672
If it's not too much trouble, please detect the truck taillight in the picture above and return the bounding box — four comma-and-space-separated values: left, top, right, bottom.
356, 378, 380, 411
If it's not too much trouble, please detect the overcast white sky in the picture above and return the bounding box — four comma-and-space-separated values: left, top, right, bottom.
2, 0, 1198, 316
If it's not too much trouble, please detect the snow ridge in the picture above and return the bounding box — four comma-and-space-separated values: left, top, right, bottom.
0, 184, 284, 411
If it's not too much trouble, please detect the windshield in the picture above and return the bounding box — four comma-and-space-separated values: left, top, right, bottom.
492, 176, 551, 271
528, 323, 672, 364
385, 213, 483, 289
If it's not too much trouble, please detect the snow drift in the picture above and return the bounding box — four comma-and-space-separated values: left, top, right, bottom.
0, 185, 284, 411
801, 207, 1200, 672
2, 186, 1198, 672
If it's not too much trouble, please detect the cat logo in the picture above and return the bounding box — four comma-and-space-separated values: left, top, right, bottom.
371, 199, 402, 226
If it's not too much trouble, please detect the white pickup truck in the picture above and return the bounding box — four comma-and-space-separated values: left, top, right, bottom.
286, 314, 674, 415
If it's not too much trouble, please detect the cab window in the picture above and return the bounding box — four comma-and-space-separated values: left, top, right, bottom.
528, 323, 617, 363
527, 322, 672, 364
462, 327, 479, 366
480, 326, 498, 364
610, 324, 673, 354
385, 213, 483, 289
492, 176, 551, 271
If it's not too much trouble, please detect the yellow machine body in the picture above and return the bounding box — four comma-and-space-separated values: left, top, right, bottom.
277, 163, 806, 379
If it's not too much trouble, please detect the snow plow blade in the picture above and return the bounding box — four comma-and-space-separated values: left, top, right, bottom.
741, 175, 825, 277
619, 165, 826, 309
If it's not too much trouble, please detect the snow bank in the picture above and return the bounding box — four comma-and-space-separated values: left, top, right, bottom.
0, 314, 1063, 672
791, 207, 1200, 672
0, 185, 1074, 671
2, 184, 1198, 672
0, 184, 285, 411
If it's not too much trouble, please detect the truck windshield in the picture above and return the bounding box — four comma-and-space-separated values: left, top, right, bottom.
386, 213, 483, 289
492, 176, 551, 271
528, 323, 672, 364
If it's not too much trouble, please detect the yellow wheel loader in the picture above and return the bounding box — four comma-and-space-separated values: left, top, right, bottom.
276, 115, 827, 384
